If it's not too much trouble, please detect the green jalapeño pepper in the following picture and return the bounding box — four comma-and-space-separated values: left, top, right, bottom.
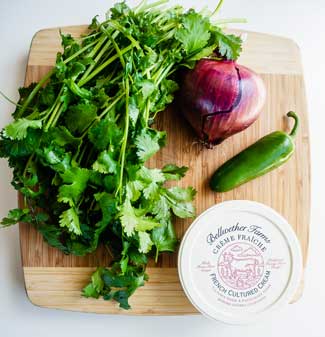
210, 111, 299, 192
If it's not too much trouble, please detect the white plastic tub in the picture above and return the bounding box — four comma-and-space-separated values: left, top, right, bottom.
178, 200, 303, 325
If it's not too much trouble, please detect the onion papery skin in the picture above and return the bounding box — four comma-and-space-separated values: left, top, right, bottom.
178, 59, 266, 147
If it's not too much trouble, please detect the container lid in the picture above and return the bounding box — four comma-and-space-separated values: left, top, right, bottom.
178, 200, 303, 325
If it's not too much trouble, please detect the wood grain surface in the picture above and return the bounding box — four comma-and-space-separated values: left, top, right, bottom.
19, 26, 310, 314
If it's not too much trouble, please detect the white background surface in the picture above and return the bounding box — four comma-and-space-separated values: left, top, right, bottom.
0, 0, 324, 336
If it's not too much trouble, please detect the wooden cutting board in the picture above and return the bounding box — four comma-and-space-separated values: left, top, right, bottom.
19, 26, 310, 315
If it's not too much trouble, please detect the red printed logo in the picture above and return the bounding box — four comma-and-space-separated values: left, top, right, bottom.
217, 243, 264, 290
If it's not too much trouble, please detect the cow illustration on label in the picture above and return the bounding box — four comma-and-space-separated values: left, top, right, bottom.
217, 242, 264, 290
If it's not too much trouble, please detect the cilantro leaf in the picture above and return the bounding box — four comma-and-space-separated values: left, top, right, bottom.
135, 129, 166, 161
90, 268, 105, 293
138, 231, 153, 253
120, 253, 129, 274
129, 97, 140, 126
82, 267, 105, 299
136, 166, 165, 200
40, 84, 56, 106
4, 118, 42, 140
126, 180, 144, 202
41, 146, 71, 173
94, 192, 117, 226
152, 219, 177, 256
162, 164, 188, 181
120, 199, 160, 237
129, 250, 148, 266
0, 129, 41, 159
67, 61, 86, 79
65, 103, 98, 133
186, 44, 217, 62
175, 10, 211, 56
138, 80, 155, 99
58, 167, 90, 206
110, 2, 130, 19
59, 207, 82, 235
135, 217, 160, 233
110, 290, 130, 310
120, 199, 138, 236
83, 263, 146, 309
82, 283, 100, 298
137, 166, 165, 184
214, 30, 243, 60
142, 182, 159, 199
92, 150, 118, 174
1, 208, 31, 227
49, 126, 81, 147
89, 15, 100, 30
37, 222, 69, 254
64, 79, 92, 99
88, 118, 123, 150
167, 186, 196, 202
170, 201, 195, 218
165, 187, 196, 218
152, 195, 170, 221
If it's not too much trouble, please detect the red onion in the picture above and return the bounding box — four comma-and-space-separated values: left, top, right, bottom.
178, 59, 266, 147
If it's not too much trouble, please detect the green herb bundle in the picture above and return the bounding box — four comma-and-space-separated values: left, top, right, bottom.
0, 0, 242, 309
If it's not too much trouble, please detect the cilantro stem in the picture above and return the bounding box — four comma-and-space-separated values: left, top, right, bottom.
17, 69, 54, 118
50, 103, 64, 127
117, 78, 130, 200
88, 197, 96, 213
74, 146, 87, 165
63, 38, 100, 64
143, 63, 156, 78
0, 90, 22, 107
23, 153, 35, 178
80, 31, 101, 40
153, 62, 174, 86
211, 0, 224, 17
134, 0, 148, 13
156, 28, 177, 45
86, 35, 108, 59
39, 107, 52, 118
109, 21, 140, 50
24, 109, 42, 121
105, 28, 126, 68
78, 31, 119, 85
151, 6, 180, 25
44, 101, 62, 131
159, 22, 177, 32
43, 86, 64, 130
84, 146, 95, 167
144, 99, 151, 126
140, 0, 169, 11
155, 247, 159, 263
98, 92, 125, 119
213, 18, 247, 24
78, 43, 135, 87
151, 10, 166, 24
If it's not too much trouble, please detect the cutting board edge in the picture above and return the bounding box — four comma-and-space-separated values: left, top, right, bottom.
23, 266, 200, 315
23, 266, 303, 314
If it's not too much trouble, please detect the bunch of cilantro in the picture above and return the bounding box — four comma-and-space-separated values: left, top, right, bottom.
0, 0, 242, 309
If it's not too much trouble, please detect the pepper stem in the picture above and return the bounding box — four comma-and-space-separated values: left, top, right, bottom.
287, 111, 299, 138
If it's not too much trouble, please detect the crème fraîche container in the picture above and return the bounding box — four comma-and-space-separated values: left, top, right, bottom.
178, 200, 303, 325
